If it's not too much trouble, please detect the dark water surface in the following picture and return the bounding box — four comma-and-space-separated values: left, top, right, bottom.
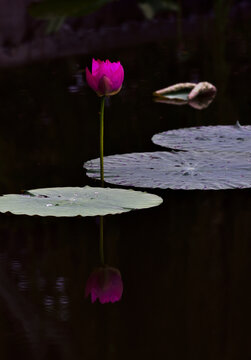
0, 4, 250, 360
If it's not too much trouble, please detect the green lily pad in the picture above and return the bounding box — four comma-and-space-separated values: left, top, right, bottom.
0, 187, 163, 217
153, 82, 195, 101
85, 151, 251, 190
152, 122, 251, 152
162, 91, 189, 101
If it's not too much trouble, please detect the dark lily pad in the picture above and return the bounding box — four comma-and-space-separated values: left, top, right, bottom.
0, 187, 163, 217
85, 151, 251, 190
152, 122, 251, 152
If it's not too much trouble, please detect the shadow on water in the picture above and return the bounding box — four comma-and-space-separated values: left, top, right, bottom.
0, 0, 250, 359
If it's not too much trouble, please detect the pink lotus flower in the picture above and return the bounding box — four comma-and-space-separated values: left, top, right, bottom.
85, 266, 123, 304
86, 59, 124, 96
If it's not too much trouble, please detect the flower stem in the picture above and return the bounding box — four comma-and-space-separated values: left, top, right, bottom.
99, 97, 105, 265
100, 96, 105, 187
99, 216, 105, 265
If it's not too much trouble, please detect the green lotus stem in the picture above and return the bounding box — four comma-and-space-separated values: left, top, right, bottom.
99, 97, 105, 265
99, 216, 104, 265
100, 96, 105, 187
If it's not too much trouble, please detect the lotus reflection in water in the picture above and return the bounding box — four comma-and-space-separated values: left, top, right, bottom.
85, 266, 123, 304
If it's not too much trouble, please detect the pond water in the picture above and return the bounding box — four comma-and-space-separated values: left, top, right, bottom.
0, 3, 250, 359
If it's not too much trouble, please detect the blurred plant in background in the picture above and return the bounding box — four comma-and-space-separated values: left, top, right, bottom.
137, 0, 179, 19
29, 0, 115, 34
28, 0, 180, 34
